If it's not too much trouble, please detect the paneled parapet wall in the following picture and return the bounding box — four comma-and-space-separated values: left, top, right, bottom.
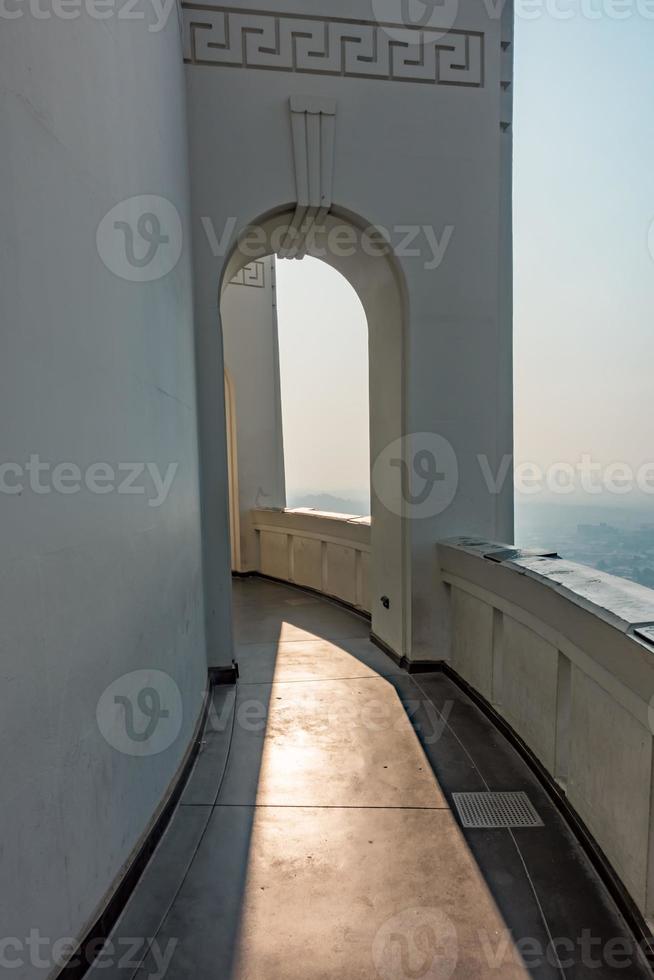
438, 538, 654, 917
251, 508, 371, 614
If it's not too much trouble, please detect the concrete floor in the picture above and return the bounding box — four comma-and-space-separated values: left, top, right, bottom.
92, 578, 652, 980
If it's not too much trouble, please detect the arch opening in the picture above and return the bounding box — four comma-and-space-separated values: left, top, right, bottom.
218, 207, 410, 658
276, 255, 370, 518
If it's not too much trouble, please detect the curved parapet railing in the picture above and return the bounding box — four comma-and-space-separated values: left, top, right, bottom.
438, 537, 654, 920
251, 507, 371, 614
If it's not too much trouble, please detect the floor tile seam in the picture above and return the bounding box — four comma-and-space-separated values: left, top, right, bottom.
206, 802, 452, 811
233, 634, 371, 648
235, 673, 398, 687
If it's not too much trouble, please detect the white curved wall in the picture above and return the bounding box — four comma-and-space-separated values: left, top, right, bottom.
0, 11, 207, 975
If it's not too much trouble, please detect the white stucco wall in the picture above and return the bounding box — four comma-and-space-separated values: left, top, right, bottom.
221, 257, 286, 570
184, 0, 514, 661
0, 10, 208, 975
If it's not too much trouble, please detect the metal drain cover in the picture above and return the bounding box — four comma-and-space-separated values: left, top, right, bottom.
452, 792, 543, 829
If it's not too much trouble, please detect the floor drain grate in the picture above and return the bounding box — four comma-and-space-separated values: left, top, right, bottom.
452, 791, 544, 829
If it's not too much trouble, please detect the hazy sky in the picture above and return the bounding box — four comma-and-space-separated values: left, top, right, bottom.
276, 12, 654, 509
276, 257, 370, 503
513, 12, 654, 480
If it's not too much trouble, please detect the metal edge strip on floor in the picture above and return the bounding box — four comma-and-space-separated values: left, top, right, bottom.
55, 671, 227, 980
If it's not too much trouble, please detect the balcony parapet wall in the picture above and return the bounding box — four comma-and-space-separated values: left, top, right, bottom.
251, 508, 371, 613
438, 537, 654, 918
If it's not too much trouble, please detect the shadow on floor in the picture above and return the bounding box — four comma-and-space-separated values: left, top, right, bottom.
88, 578, 652, 980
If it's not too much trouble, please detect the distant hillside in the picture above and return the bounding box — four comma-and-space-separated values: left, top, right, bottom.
287, 491, 370, 517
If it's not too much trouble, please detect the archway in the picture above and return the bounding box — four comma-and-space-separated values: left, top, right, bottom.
219, 207, 410, 658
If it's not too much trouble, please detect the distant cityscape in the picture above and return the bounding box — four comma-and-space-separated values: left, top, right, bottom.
516, 502, 654, 589
289, 492, 654, 591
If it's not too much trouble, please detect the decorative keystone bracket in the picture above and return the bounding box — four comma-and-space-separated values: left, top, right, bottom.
278, 95, 337, 260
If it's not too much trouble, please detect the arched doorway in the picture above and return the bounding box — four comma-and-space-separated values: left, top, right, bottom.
276, 256, 370, 518
219, 207, 409, 658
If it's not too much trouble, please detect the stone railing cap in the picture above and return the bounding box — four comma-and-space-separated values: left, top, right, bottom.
438, 537, 654, 639
282, 507, 370, 524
